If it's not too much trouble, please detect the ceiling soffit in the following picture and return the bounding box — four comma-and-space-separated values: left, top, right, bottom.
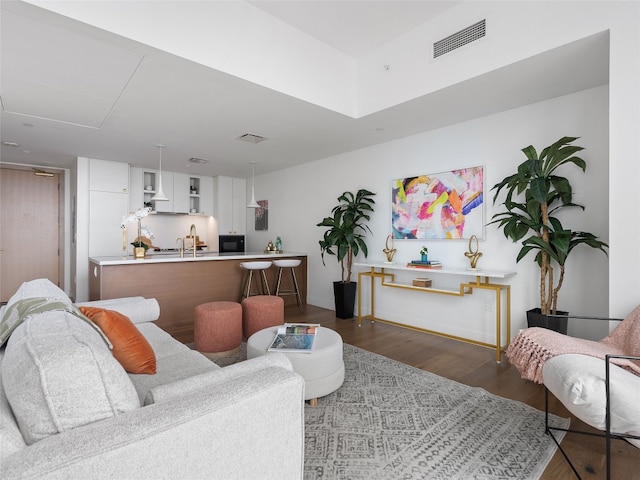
1, 7, 145, 128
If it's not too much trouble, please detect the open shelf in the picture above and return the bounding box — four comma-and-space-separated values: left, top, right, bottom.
189, 177, 201, 213
381, 281, 466, 296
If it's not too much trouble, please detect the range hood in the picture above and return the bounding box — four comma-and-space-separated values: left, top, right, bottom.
151, 211, 189, 216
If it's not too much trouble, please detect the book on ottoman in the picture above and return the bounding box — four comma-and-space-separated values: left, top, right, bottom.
412, 278, 432, 287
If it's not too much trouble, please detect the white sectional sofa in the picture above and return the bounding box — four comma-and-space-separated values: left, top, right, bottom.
0, 279, 305, 479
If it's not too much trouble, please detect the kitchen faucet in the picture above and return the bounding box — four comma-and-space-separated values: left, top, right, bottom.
189, 224, 197, 257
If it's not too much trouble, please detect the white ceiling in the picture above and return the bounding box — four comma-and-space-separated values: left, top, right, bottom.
248, 1, 460, 58
0, 1, 608, 178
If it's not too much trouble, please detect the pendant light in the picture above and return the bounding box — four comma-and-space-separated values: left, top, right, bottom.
247, 160, 260, 208
151, 144, 169, 201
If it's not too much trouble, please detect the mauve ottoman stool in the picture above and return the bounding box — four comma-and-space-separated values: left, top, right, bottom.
194, 301, 242, 357
241, 295, 284, 339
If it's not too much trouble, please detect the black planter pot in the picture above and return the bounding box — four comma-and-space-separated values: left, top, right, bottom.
333, 281, 357, 319
526, 308, 569, 334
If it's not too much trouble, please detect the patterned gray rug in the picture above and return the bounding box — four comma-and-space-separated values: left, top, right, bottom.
303, 344, 568, 480
206, 342, 568, 479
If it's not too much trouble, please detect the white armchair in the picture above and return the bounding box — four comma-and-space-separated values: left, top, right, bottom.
507, 308, 640, 480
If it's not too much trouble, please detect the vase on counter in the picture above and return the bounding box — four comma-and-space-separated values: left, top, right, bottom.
123, 207, 153, 260
133, 218, 147, 259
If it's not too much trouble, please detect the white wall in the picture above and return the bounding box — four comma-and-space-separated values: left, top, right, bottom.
358, 1, 623, 116
74, 158, 90, 302
249, 86, 610, 342
245, 0, 640, 342
57, 0, 639, 329
608, 5, 640, 320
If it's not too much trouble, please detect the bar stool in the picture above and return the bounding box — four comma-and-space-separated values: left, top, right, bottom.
240, 261, 272, 300
273, 259, 303, 311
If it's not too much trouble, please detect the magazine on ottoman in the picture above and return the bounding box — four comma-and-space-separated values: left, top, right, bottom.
268, 323, 320, 353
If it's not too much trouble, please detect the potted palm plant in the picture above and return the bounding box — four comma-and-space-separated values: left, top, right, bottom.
317, 189, 376, 319
490, 136, 608, 333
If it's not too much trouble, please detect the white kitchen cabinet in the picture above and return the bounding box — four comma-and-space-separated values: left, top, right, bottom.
172, 172, 190, 214
215, 176, 246, 234
89, 191, 130, 257
88, 159, 130, 257
129, 167, 144, 210
89, 158, 129, 193
197, 176, 214, 215
131, 168, 214, 215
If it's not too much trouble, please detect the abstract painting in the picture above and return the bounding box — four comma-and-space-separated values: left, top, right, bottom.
255, 200, 268, 231
392, 166, 484, 239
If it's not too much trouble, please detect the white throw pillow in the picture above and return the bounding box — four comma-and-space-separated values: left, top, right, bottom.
76, 297, 160, 324
543, 353, 640, 448
2, 311, 140, 444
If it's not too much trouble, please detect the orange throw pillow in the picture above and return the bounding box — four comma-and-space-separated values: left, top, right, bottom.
80, 306, 156, 374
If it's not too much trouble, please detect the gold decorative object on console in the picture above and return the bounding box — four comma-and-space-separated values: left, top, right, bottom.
264, 240, 282, 254
464, 234, 482, 269
383, 234, 397, 263
134, 247, 146, 259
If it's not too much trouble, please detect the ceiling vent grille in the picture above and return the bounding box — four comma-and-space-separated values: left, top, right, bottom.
235, 133, 268, 144
188, 157, 209, 164
433, 19, 486, 58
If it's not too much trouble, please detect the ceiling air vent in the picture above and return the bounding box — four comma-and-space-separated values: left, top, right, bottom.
188, 157, 209, 164
235, 133, 268, 144
433, 19, 486, 59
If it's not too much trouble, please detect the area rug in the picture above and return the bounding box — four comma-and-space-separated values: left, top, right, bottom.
205, 342, 568, 479
186, 342, 246, 367
303, 344, 568, 480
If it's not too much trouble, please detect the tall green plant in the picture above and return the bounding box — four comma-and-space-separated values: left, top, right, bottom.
317, 189, 376, 283
490, 136, 608, 315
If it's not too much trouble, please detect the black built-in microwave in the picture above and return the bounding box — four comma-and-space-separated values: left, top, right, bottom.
219, 235, 245, 253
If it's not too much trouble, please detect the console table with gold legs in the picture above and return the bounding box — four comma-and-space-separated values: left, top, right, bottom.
354, 262, 516, 363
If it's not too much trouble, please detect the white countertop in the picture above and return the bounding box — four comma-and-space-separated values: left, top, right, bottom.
90, 252, 307, 266
354, 261, 516, 279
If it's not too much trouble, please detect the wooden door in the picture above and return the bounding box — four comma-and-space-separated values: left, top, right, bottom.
0, 167, 61, 302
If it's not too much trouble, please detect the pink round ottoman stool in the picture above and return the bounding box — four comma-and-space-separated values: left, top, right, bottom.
241, 295, 284, 339
194, 301, 242, 356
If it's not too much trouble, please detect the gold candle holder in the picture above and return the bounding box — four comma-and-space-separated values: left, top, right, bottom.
383, 234, 397, 263
464, 234, 482, 269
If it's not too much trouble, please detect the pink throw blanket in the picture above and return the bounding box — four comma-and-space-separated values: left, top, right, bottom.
506, 305, 640, 383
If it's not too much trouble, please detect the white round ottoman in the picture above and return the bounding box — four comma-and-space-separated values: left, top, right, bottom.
247, 326, 345, 406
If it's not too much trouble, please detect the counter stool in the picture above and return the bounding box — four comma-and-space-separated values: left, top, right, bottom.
194, 301, 242, 357
240, 261, 272, 300
241, 295, 284, 339
273, 259, 303, 311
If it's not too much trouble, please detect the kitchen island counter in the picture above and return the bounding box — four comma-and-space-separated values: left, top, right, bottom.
89, 253, 307, 343
90, 252, 307, 265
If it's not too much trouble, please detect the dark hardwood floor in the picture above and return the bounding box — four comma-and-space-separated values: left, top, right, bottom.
284, 304, 640, 480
